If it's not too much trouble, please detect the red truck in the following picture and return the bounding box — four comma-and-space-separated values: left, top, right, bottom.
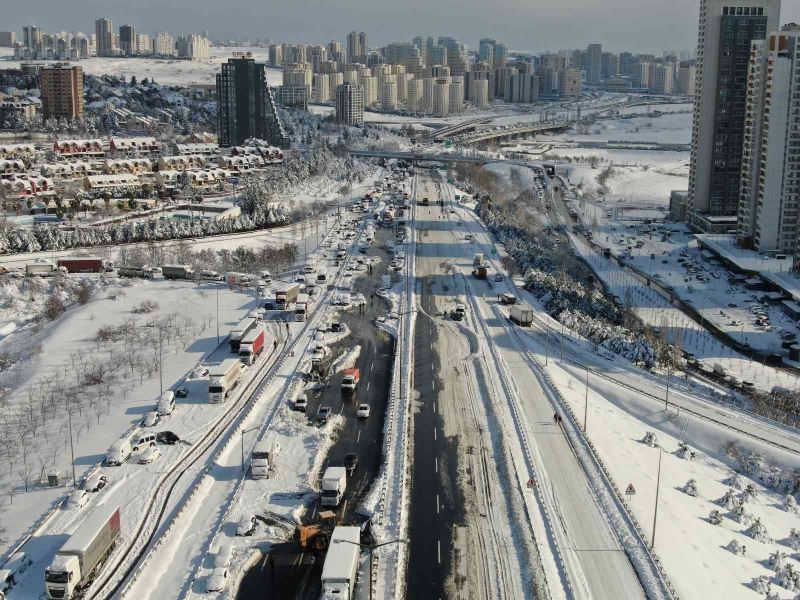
341, 368, 360, 392
57, 257, 105, 273
239, 325, 266, 365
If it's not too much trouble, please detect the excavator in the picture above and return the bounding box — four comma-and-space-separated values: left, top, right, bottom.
294, 511, 337, 552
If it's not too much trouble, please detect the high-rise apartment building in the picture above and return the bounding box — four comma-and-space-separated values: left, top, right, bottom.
385, 42, 424, 77
619, 51, 636, 76
494, 44, 509, 67
119, 25, 136, 56
432, 78, 450, 117
471, 78, 489, 108
176, 34, 210, 60
737, 26, 800, 258
479, 39, 496, 68
335, 82, 365, 125
675, 64, 696, 95
688, 0, 780, 230
380, 79, 398, 111
428, 45, 448, 67
0, 32, 16, 47
586, 43, 602, 84
601, 52, 619, 78
652, 64, 675, 94
449, 76, 464, 113
347, 31, 367, 64
558, 68, 582, 97
95, 18, 114, 57
153, 32, 175, 56
216, 55, 288, 148
406, 77, 423, 112
40, 64, 84, 120
268, 44, 283, 67
24, 25, 43, 57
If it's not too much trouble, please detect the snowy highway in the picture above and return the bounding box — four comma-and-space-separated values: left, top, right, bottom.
406, 176, 646, 599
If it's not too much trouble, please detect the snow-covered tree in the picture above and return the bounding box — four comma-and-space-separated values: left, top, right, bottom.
732, 503, 753, 526
682, 479, 699, 497
725, 472, 745, 491
708, 509, 723, 525
676, 442, 696, 461
751, 575, 770, 594
741, 483, 759, 504
778, 563, 800, 591
728, 538, 747, 556
717, 489, 740, 510
784, 495, 800, 514
788, 528, 800, 551
746, 517, 772, 544
769, 550, 788, 572
642, 431, 659, 448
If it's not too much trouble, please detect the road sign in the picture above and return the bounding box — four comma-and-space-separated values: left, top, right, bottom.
491, 248, 497, 255
527, 477, 536, 489
625, 483, 636, 498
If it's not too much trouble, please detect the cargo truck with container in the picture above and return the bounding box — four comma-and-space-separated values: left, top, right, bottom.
341, 368, 360, 392
162, 265, 195, 280
321, 467, 347, 507
250, 436, 278, 479
509, 303, 534, 326
44, 505, 121, 600
275, 283, 300, 310
320, 526, 360, 600
57, 257, 104, 273
118, 265, 153, 279
224, 272, 249, 286
294, 294, 310, 322
208, 358, 242, 403
26, 261, 57, 277
229, 317, 258, 352
238, 325, 265, 365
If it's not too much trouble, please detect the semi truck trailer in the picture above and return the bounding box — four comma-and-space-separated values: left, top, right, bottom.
162, 264, 195, 280
44, 505, 121, 599
275, 283, 300, 310
230, 317, 257, 352
57, 257, 104, 273
208, 358, 242, 403
238, 325, 265, 365
509, 303, 534, 326
320, 526, 360, 600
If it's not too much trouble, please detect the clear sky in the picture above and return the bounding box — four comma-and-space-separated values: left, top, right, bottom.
6, 0, 800, 54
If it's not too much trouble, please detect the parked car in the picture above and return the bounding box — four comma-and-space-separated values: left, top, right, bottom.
236, 515, 257, 537
142, 411, 160, 427
344, 453, 359, 475
494, 273, 504, 282
357, 404, 371, 418
317, 406, 332, 423
137, 446, 162, 465
214, 544, 233, 568
66, 489, 89, 510
81, 473, 108, 493
206, 568, 229, 593
294, 395, 308, 412
175, 387, 188, 399
156, 431, 181, 445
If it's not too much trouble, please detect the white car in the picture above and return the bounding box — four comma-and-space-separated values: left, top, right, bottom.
236, 515, 257, 536
214, 544, 233, 568
142, 411, 160, 427
206, 568, 229, 593
82, 473, 108, 493
137, 446, 162, 465
66, 489, 89, 510
357, 404, 371, 418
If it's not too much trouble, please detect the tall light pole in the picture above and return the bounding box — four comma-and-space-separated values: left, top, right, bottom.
560, 320, 564, 363
664, 360, 672, 411
241, 427, 258, 472
651, 446, 663, 550
334, 538, 409, 600
67, 407, 76, 485
216, 283, 220, 344
583, 364, 590, 433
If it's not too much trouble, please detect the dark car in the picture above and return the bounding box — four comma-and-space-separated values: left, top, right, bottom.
156, 431, 180, 445
344, 453, 359, 475
175, 387, 188, 399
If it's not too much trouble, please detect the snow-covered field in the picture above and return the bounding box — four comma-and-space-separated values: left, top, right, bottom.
0, 46, 282, 87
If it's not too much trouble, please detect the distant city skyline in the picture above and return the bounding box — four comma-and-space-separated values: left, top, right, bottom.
4, 0, 799, 54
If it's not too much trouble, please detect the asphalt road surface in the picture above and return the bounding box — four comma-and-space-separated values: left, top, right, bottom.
237, 220, 396, 600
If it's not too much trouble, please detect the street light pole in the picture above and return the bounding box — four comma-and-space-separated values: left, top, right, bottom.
241, 427, 258, 472
652, 446, 663, 550
67, 408, 76, 485
584, 365, 589, 433
560, 321, 564, 363
216, 283, 220, 344
665, 361, 671, 411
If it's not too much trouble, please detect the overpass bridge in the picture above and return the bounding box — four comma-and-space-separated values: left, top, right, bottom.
451, 119, 571, 145
430, 117, 494, 142
347, 149, 552, 175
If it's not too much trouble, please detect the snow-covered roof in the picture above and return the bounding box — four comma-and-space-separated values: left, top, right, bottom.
110, 137, 158, 150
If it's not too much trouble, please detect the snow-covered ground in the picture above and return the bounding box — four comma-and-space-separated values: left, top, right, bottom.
0, 46, 283, 87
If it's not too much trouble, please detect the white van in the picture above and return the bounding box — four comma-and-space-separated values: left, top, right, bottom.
157, 391, 176, 416
131, 431, 157, 452
106, 437, 133, 466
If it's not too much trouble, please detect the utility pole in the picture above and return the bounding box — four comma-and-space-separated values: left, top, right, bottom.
67, 408, 76, 485
652, 446, 662, 550
665, 361, 672, 411
560, 321, 564, 363
584, 365, 589, 433
216, 283, 220, 344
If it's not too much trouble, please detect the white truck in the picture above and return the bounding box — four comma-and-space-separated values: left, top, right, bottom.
44, 505, 121, 599
294, 294, 310, 322
321, 466, 347, 507
320, 526, 361, 600
26, 261, 57, 277
208, 358, 242, 403
250, 436, 278, 479
509, 303, 534, 327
